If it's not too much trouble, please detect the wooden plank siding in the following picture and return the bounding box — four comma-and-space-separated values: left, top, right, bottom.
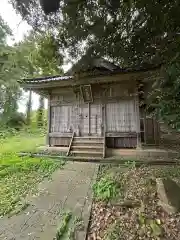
49, 137, 71, 146
47, 81, 160, 148
144, 118, 160, 145
106, 100, 138, 132
106, 137, 137, 148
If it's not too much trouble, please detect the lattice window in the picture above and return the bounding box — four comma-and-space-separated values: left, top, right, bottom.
106, 100, 138, 132
51, 106, 74, 133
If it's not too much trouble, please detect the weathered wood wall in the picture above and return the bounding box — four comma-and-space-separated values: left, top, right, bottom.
106, 100, 138, 132
144, 118, 160, 145
47, 81, 159, 148
49, 137, 71, 147
106, 136, 137, 148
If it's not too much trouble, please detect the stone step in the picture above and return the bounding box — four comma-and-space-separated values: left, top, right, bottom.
64, 156, 103, 161
71, 150, 103, 157
71, 145, 103, 149
71, 145, 103, 152
73, 140, 104, 145
74, 136, 103, 139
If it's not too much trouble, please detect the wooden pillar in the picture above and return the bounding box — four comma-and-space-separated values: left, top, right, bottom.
103, 103, 106, 158
135, 87, 142, 149
46, 93, 51, 146
88, 102, 90, 135
102, 104, 106, 136
153, 118, 160, 145
143, 113, 147, 145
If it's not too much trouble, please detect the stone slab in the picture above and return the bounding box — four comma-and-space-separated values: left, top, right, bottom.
0, 162, 99, 240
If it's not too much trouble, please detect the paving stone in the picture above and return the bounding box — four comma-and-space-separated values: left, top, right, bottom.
0, 162, 98, 240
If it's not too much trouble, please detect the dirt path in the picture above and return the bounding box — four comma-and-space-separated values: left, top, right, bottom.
0, 162, 99, 240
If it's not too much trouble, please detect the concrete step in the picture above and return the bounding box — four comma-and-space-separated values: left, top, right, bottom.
71, 145, 103, 152
64, 156, 103, 161
70, 136, 104, 158
74, 136, 103, 139
71, 150, 103, 157
73, 141, 104, 145
71, 145, 103, 149
74, 137, 103, 142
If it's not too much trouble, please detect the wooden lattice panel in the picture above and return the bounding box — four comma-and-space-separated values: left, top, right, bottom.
106, 100, 138, 132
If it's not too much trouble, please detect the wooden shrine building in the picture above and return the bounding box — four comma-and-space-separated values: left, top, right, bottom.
22, 58, 161, 158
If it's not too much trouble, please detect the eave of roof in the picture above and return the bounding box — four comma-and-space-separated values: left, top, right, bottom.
21, 75, 73, 84
21, 64, 161, 86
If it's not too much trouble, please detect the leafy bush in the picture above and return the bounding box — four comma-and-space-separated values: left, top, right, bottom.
93, 175, 120, 201
0, 128, 17, 139
5, 112, 26, 130
22, 126, 46, 136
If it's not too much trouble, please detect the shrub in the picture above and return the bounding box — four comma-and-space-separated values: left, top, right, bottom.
0, 128, 17, 139
93, 175, 120, 202
6, 112, 26, 130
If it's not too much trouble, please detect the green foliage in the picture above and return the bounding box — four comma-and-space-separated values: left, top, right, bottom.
149, 219, 162, 237
0, 128, 17, 139
56, 211, 72, 240
0, 155, 62, 216
124, 160, 136, 169
55, 212, 84, 240
93, 175, 119, 201
11, 0, 180, 129
0, 15, 11, 45
5, 112, 26, 130
15, 31, 63, 79
149, 62, 180, 129
31, 109, 47, 131
11, 0, 180, 65
0, 131, 45, 154
0, 17, 63, 130
67, 216, 84, 239
137, 215, 162, 238
0, 15, 20, 125
34, 32, 62, 75
0, 131, 64, 216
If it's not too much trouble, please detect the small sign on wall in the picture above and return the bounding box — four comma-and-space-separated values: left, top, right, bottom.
80, 84, 93, 103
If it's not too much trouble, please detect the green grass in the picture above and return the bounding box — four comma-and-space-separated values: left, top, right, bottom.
0, 131, 64, 217
0, 131, 45, 154
56, 211, 73, 240
56, 211, 84, 240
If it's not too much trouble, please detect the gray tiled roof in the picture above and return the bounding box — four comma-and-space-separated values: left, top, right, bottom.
22, 59, 161, 85
24, 75, 73, 84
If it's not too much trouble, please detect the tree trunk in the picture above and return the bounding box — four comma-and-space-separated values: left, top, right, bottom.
37, 95, 44, 127
26, 90, 32, 125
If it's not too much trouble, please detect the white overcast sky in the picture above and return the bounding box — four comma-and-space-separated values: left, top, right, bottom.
0, 0, 31, 42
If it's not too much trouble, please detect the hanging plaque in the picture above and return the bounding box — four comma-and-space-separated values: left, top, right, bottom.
80, 84, 93, 103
